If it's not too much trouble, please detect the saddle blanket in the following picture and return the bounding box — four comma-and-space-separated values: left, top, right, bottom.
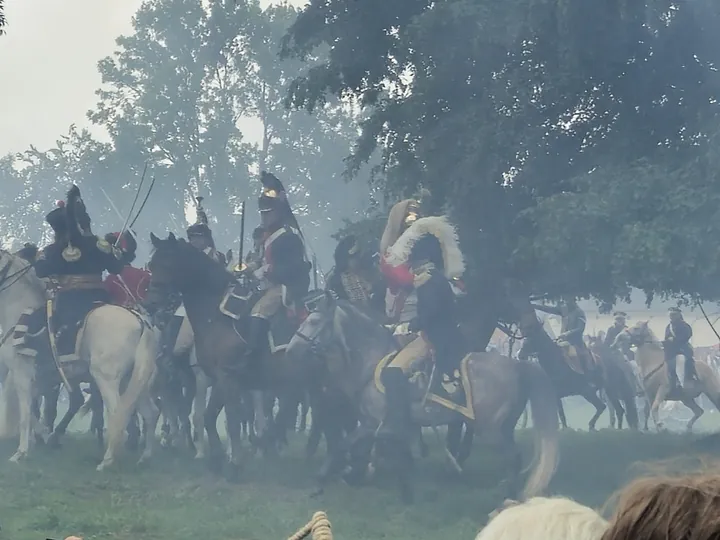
218, 282, 297, 354
373, 351, 475, 421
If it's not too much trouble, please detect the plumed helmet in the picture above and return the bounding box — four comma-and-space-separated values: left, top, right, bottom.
258, 171, 288, 213
45, 200, 67, 234
187, 196, 214, 240
408, 233, 444, 270
66, 184, 92, 236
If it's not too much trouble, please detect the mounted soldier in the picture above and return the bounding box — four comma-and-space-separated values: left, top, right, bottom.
664, 307, 697, 391
531, 299, 594, 376
605, 311, 634, 362
35, 186, 124, 363
103, 230, 150, 309
326, 235, 381, 313
244, 171, 311, 364
380, 198, 422, 325
379, 216, 466, 441
186, 196, 226, 267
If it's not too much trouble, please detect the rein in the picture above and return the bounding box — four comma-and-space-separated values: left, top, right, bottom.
0, 255, 34, 295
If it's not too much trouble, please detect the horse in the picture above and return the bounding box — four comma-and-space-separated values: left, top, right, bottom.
509, 295, 639, 431
613, 321, 720, 431
284, 294, 559, 503
0, 248, 160, 469
588, 337, 651, 430
146, 233, 308, 479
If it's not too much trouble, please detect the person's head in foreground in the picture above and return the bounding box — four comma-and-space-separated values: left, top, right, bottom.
475, 497, 608, 540
601, 473, 720, 540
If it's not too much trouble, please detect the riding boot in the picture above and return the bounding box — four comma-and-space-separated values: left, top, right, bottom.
377, 367, 412, 442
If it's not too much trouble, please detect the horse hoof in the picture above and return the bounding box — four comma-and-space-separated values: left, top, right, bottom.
137, 451, 152, 466
96, 460, 113, 472
194, 451, 205, 460
46, 433, 62, 450
9, 451, 27, 463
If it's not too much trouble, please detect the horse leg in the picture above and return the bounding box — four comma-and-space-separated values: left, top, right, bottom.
47, 383, 85, 448
557, 396, 568, 429
42, 384, 60, 435
204, 385, 225, 473
10, 363, 37, 462
219, 379, 245, 482
682, 398, 704, 433
192, 366, 209, 459
135, 391, 160, 464
94, 375, 124, 471
89, 386, 105, 450
584, 389, 607, 431
457, 423, 475, 466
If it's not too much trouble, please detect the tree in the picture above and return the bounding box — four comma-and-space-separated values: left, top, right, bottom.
0, 0, 6, 35
89, 0, 375, 265
282, 0, 720, 313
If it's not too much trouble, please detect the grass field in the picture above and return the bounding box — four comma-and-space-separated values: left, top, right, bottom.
1, 400, 719, 540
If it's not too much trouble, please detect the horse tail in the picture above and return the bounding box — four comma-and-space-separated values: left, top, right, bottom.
107, 319, 158, 447
0, 369, 20, 438
519, 361, 559, 499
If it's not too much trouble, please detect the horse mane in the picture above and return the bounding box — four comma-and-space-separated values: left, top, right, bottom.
0, 249, 38, 282
335, 299, 394, 344
161, 236, 231, 290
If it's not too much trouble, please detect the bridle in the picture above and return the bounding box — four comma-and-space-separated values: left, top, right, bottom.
0, 252, 34, 295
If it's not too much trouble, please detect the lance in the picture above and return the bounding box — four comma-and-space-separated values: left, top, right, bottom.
238, 200, 246, 268
99, 187, 139, 242
116, 162, 149, 247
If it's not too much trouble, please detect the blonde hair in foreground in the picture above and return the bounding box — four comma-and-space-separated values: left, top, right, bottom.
475, 497, 608, 540
601, 473, 720, 540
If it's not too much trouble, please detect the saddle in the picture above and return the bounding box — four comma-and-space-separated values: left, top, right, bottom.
374, 351, 475, 420
557, 340, 599, 376
219, 282, 312, 354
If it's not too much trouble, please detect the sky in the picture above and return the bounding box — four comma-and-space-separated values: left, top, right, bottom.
0, 0, 300, 156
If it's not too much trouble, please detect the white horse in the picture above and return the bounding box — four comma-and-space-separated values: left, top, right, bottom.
0, 249, 160, 470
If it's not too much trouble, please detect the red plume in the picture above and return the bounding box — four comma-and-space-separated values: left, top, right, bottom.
56, 200, 65, 208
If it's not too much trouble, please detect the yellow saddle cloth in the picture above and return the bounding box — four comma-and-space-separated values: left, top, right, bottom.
373, 352, 475, 421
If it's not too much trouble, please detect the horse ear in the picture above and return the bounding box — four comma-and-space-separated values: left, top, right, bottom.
226, 249, 233, 263
150, 232, 161, 247
168, 232, 177, 243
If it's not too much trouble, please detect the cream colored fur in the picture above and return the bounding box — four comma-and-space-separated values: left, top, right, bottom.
384, 216, 465, 279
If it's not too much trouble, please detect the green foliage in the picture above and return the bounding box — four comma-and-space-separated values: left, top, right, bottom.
0, 0, 375, 266
284, 0, 720, 304
0, 0, 6, 35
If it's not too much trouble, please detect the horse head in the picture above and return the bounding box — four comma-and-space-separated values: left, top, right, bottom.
615, 320, 654, 348
147, 232, 230, 311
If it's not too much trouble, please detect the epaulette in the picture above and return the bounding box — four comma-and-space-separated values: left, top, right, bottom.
97, 238, 112, 254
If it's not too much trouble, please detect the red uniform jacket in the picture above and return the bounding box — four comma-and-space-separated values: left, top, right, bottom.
104, 265, 151, 308
380, 255, 413, 293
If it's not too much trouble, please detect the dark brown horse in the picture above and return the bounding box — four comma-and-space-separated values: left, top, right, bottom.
146, 233, 307, 478
509, 295, 639, 431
